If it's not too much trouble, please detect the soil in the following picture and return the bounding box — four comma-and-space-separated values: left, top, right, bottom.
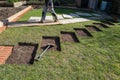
0, 6, 26, 21
41, 36, 61, 51
93, 23, 109, 28
85, 25, 102, 32
61, 31, 79, 42
101, 21, 114, 25
6, 43, 38, 65
74, 28, 93, 37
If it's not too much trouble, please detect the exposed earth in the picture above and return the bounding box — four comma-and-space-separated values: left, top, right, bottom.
0, 6, 26, 21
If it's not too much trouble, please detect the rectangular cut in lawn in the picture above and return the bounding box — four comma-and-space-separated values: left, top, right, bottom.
61, 31, 79, 42
74, 28, 93, 37
93, 23, 109, 28
41, 36, 61, 51
85, 25, 102, 32
6, 43, 38, 65
101, 21, 114, 25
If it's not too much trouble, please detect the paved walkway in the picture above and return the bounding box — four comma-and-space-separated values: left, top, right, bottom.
8, 18, 90, 27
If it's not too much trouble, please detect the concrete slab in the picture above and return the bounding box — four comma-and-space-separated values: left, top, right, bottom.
57, 15, 64, 20
69, 13, 80, 18
28, 17, 41, 22
46, 16, 53, 21
75, 12, 92, 16
88, 17, 102, 20
62, 14, 73, 19
92, 13, 101, 17
60, 18, 89, 24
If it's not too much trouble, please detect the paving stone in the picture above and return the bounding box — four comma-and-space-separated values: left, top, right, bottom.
57, 15, 64, 20
92, 13, 101, 17
28, 17, 41, 22
28, 16, 56, 22
45, 16, 54, 21
75, 12, 92, 16
69, 13, 80, 18
62, 14, 73, 19
60, 18, 89, 24
88, 17, 103, 20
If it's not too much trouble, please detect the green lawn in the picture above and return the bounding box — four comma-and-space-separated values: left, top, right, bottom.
0, 8, 120, 80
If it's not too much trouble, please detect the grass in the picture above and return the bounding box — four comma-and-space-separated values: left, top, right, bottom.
0, 8, 120, 80
0, 21, 120, 80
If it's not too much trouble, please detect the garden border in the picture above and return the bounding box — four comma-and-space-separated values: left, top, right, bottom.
0, 6, 33, 33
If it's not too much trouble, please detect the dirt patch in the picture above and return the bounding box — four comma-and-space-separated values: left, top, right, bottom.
74, 28, 93, 37
41, 36, 61, 51
85, 25, 102, 32
6, 43, 38, 65
101, 21, 114, 25
61, 31, 79, 42
0, 6, 26, 21
93, 23, 109, 28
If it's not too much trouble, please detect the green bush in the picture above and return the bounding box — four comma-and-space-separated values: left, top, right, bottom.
8, 0, 20, 3
53, 0, 74, 5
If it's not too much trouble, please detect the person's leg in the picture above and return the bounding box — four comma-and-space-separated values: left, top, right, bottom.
48, 0, 58, 22
51, 8, 58, 22
40, 6, 47, 22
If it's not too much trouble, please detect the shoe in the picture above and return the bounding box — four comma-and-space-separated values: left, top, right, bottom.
39, 21, 44, 23
54, 19, 59, 22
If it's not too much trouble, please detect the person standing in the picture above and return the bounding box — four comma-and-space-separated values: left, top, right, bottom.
40, 0, 58, 23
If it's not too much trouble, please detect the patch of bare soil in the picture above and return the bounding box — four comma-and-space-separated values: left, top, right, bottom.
93, 23, 109, 28
74, 28, 93, 37
101, 21, 114, 25
6, 43, 38, 65
0, 6, 26, 21
61, 31, 79, 42
41, 36, 61, 51
85, 25, 102, 32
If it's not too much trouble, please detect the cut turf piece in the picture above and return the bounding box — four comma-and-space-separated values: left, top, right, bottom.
93, 23, 109, 28
6, 43, 38, 65
61, 31, 79, 42
85, 25, 102, 32
41, 36, 61, 51
74, 28, 93, 37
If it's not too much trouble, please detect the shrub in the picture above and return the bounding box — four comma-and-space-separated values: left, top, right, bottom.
8, 0, 20, 3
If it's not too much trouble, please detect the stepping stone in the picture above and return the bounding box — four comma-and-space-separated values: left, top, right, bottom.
75, 12, 92, 16
92, 13, 101, 17
69, 13, 80, 18
28, 16, 54, 22
28, 15, 63, 22
28, 17, 41, 22
88, 17, 102, 20
57, 15, 64, 20
45, 16, 54, 21
62, 14, 73, 19
60, 18, 89, 24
